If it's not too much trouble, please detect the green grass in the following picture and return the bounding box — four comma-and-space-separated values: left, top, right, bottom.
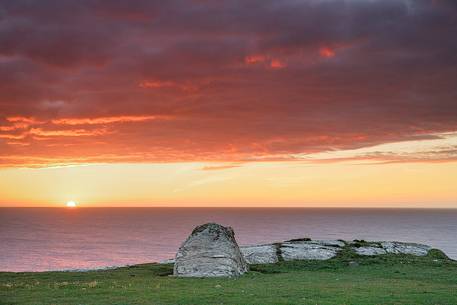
1, 249, 456, 305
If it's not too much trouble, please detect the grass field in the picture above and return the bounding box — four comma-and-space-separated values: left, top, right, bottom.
1, 248, 456, 305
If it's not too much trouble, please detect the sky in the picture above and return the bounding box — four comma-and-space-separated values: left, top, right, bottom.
0, 0, 456, 207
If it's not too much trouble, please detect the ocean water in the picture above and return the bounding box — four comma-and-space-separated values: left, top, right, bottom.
1, 207, 456, 272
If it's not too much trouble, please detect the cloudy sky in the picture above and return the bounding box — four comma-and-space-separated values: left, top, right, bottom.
1, 0, 456, 207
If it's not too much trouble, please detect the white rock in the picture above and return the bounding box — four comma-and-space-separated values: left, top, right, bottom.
173, 223, 248, 277
241, 244, 279, 264
159, 258, 175, 264
168, 226, 434, 270
381, 241, 431, 256
280, 241, 341, 261
354, 246, 387, 256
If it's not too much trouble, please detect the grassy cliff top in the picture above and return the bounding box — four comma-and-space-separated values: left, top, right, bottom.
1, 248, 456, 305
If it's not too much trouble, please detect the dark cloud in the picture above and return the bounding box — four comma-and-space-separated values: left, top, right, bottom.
0, 0, 456, 166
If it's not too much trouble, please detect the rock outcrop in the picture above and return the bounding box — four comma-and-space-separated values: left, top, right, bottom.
354, 246, 387, 256
166, 238, 433, 267
240, 240, 344, 263
166, 225, 435, 271
280, 240, 343, 261
241, 244, 279, 264
173, 223, 248, 277
353, 241, 431, 256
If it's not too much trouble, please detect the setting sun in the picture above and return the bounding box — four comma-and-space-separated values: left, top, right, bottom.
66, 201, 77, 208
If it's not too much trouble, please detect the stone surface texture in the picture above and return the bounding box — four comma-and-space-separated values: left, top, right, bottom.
280, 240, 342, 261
354, 246, 387, 256
167, 226, 433, 272
173, 223, 248, 277
240, 244, 279, 264
353, 241, 431, 256
381, 241, 431, 256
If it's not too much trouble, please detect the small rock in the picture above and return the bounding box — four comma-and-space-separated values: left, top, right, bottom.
348, 261, 359, 267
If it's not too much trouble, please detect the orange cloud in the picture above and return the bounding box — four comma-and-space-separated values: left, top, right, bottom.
1, 115, 165, 143
5, 141, 30, 146
139, 80, 198, 92
29, 128, 109, 137
201, 164, 242, 170
319, 47, 336, 58
270, 59, 286, 69
245, 54, 267, 64
0, 116, 44, 132
6, 116, 43, 125
0, 126, 17, 131
51, 115, 169, 126
139, 80, 176, 88
0, 133, 27, 140
245, 54, 286, 69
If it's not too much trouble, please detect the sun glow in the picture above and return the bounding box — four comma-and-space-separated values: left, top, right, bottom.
66, 201, 77, 208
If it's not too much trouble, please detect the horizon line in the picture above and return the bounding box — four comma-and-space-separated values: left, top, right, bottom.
1, 206, 456, 210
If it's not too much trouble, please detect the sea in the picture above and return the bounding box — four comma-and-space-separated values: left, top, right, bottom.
1, 208, 456, 272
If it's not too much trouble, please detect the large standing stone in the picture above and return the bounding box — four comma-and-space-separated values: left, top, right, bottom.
173, 223, 248, 277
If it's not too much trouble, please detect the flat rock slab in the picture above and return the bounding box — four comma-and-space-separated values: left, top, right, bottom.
240, 244, 279, 264
173, 223, 248, 277
280, 241, 342, 261
381, 241, 431, 256
353, 241, 431, 256
354, 246, 387, 256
